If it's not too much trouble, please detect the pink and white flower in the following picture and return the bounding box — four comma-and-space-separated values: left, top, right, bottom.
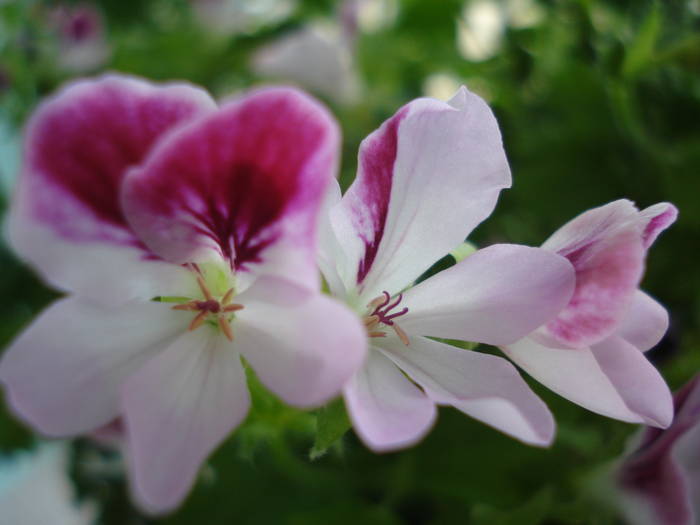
0, 74, 366, 513
319, 86, 576, 452
502, 200, 677, 428
615, 374, 700, 525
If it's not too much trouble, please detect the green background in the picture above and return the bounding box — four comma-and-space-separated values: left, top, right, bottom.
1, 0, 699, 523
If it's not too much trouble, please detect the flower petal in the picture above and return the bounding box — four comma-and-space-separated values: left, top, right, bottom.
9, 74, 215, 303
502, 335, 673, 427
233, 277, 367, 407
122, 87, 340, 290
0, 297, 184, 436
639, 202, 678, 249
540, 199, 646, 348
329, 86, 511, 300
344, 348, 436, 452
122, 330, 249, 514
618, 291, 669, 352
399, 244, 574, 346
380, 336, 555, 446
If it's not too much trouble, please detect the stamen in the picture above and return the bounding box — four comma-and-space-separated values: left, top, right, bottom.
392, 323, 410, 346
189, 310, 207, 331
219, 316, 234, 341
172, 301, 199, 311
223, 303, 244, 313
196, 276, 214, 302
368, 331, 387, 338
221, 288, 234, 306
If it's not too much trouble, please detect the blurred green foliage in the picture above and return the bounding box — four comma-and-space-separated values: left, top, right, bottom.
1, 0, 699, 523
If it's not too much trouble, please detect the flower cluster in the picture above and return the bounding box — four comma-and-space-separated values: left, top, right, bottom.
0, 74, 677, 514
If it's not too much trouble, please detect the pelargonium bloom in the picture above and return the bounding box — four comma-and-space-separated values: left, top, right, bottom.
502, 200, 677, 427
0, 75, 366, 512
615, 374, 700, 525
319, 86, 576, 452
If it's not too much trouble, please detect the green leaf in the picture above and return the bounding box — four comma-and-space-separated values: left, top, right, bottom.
310, 397, 351, 460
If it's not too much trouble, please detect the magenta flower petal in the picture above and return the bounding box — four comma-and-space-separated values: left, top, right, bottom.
9, 74, 215, 303
640, 202, 678, 249
0, 298, 184, 436
503, 335, 673, 427
399, 244, 574, 346
122, 87, 340, 289
616, 375, 700, 525
329, 86, 511, 300
617, 291, 669, 352
540, 200, 646, 348
344, 349, 437, 452
122, 330, 249, 514
380, 336, 555, 446
233, 277, 367, 407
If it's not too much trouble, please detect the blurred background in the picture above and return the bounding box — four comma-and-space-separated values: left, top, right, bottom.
0, 0, 699, 523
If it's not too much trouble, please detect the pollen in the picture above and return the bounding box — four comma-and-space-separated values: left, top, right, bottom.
362, 291, 410, 345
173, 273, 242, 342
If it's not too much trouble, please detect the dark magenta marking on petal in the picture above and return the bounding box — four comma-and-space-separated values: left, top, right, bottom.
355, 106, 409, 283
123, 87, 339, 269
24, 75, 213, 250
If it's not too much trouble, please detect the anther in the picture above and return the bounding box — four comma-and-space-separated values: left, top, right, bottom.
223, 304, 244, 313
368, 331, 387, 338
189, 310, 207, 331
196, 276, 214, 302
219, 316, 234, 341
172, 302, 199, 311
221, 288, 234, 306
392, 323, 410, 346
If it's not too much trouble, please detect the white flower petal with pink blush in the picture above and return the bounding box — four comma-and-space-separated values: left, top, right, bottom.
502, 200, 677, 427
1, 75, 367, 514
320, 85, 575, 452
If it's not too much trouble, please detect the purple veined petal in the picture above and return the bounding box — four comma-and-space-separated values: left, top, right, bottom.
0, 297, 185, 437
502, 335, 673, 427
540, 199, 646, 349
329, 85, 511, 300
639, 202, 678, 250
122, 329, 249, 515
8, 74, 216, 304
233, 277, 367, 407
379, 336, 555, 446
344, 348, 437, 453
122, 86, 340, 291
670, 421, 700, 524
617, 290, 669, 352
399, 244, 574, 346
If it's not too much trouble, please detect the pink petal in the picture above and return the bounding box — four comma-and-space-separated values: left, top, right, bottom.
618, 291, 669, 352
122, 87, 340, 290
122, 330, 249, 514
540, 199, 646, 348
233, 277, 367, 407
344, 349, 436, 452
380, 336, 555, 446
9, 74, 215, 303
399, 244, 574, 346
329, 86, 511, 300
639, 202, 678, 249
0, 298, 184, 436
502, 335, 673, 427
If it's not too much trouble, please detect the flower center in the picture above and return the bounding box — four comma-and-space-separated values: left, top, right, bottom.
172, 265, 243, 342
362, 291, 410, 346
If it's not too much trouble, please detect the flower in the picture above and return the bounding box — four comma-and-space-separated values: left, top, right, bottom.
319, 86, 576, 452
48, 4, 110, 72
0, 74, 366, 513
0, 443, 97, 525
615, 374, 700, 525
502, 200, 678, 428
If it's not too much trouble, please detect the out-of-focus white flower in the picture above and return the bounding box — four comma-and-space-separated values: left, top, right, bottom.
48, 4, 110, 72
506, 0, 545, 29
356, 0, 398, 33
0, 443, 97, 525
253, 22, 361, 104
422, 72, 462, 101
190, 0, 296, 36
457, 0, 506, 62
